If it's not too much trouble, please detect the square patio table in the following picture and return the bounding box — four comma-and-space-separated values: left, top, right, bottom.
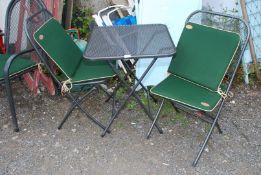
83, 24, 176, 137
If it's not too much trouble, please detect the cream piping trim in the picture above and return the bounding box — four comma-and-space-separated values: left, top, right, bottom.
33, 18, 116, 89
0, 64, 37, 80
150, 75, 222, 112
70, 74, 116, 84
34, 17, 72, 80
175, 22, 241, 97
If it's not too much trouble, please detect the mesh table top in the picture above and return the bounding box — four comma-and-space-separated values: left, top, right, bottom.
83, 24, 176, 60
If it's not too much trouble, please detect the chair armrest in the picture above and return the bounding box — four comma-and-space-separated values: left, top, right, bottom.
4, 48, 35, 78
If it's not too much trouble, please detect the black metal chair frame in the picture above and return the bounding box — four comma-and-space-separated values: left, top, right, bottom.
1, 0, 46, 132
24, 9, 112, 133
147, 10, 250, 166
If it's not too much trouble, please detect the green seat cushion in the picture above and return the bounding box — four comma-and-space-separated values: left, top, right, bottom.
151, 74, 222, 111
71, 58, 115, 83
168, 23, 240, 91
34, 18, 82, 78
0, 54, 36, 80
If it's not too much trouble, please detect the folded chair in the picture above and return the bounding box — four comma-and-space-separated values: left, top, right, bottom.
0, 0, 46, 132
25, 9, 115, 132
93, 5, 136, 82
148, 10, 250, 166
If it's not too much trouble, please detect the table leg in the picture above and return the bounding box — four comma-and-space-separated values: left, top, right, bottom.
105, 60, 157, 103
121, 60, 158, 103
101, 58, 163, 137
147, 99, 165, 139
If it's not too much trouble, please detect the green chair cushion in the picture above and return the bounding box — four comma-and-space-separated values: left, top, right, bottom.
0, 54, 36, 80
71, 58, 115, 83
168, 23, 240, 91
34, 18, 115, 84
34, 18, 82, 78
151, 74, 222, 111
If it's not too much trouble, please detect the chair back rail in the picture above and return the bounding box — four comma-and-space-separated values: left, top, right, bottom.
25, 9, 62, 85
185, 10, 250, 94
33, 18, 83, 78
168, 22, 241, 91
5, 0, 46, 54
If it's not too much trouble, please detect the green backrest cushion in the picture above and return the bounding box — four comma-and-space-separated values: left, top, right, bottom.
168, 23, 240, 91
34, 18, 82, 78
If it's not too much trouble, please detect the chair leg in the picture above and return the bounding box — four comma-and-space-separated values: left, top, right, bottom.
192, 100, 225, 166
112, 87, 116, 116
58, 89, 95, 129
147, 99, 165, 139
215, 121, 223, 134
204, 113, 223, 134
146, 90, 152, 116
59, 91, 110, 131
170, 101, 180, 113
172, 104, 223, 134
58, 102, 78, 129
98, 84, 111, 99
4, 76, 19, 132
105, 81, 121, 103
65, 91, 111, 133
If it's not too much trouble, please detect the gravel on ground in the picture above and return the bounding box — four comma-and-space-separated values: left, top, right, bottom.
0, 82, 260, 175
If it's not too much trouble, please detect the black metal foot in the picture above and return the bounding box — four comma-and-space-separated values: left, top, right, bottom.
146, 99, 164, 138
216, 122, 223, 134
192, 161, 197, 167
14, 128, 19, 132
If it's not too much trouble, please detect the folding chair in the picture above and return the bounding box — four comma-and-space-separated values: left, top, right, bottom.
147, 10, 250, 166
24, 9, 115, 132
0, 0, 47, 132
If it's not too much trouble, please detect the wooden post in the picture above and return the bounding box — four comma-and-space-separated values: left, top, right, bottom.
58, 0, 64, 22
240, 0, 261, 80
65, 0, 74, 29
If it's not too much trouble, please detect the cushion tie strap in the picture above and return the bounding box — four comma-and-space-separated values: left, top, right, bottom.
61, 79, 72, 95
37, 63, 44, 74
218, 88, 227, 99
227, 91, 234, 98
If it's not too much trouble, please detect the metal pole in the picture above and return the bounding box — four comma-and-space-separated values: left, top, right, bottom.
240, 0, 261, 80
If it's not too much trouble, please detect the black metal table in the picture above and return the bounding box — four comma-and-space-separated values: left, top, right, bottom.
83, 24, 176, 137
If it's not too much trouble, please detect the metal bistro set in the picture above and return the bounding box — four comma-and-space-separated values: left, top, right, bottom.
0, 0, 249, 166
